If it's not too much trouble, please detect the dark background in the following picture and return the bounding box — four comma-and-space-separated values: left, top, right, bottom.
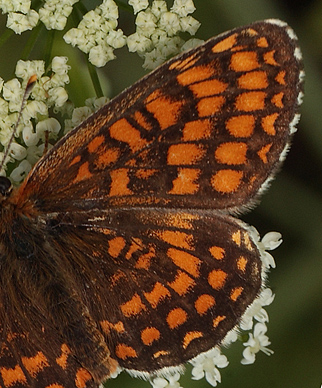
0, 1, 321, 387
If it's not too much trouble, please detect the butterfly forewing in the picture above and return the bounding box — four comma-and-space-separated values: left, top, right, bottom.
17, 20, 302, 214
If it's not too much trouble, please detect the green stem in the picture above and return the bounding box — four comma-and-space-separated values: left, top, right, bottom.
0, 29, 14, 50
44, 30, 55, 68
87, 61, 103, 98
21, 23, 44, 60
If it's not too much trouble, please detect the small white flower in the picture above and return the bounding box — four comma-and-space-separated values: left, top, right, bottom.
240, 288, 275, 330
10, 159, 31, 182
159, 11, 181, 36
241, 322, 274, 365
190, 347, 229, 387
22, 122, 38, 146
151, 1, 168, 18
36, 117, 61, 140
2, 79, 22, 104
106, 29, 126, 49
136, 10, 157, 36
51, 56, 70, 75
15, 59, 45, 81
6, 9, 39, 34
129, 0, 149, 14
9, 142, 27, 161
127, 32, 152, 53
150, 373, 182, 388
171, 0, 196, 17
180, 38, 204, 52
47, 86, 68, 107
179, 16, 200, 35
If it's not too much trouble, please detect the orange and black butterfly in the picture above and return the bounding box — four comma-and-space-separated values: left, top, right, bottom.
0, 20, 303, 388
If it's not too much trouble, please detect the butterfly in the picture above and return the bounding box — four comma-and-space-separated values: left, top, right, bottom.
0, 19, 303, 388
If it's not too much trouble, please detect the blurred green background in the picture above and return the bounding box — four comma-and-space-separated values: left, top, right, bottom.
0, 0, 321, 387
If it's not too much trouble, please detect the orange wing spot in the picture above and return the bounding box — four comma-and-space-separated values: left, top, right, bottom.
125, 239, 142, 260
100, 320, 125, 334
183, 331, 203, 349
135, 250, 155, 270
230, 286, 243, 301
96, 148, 120, 169
133, 111, 152, 131
115, 344, 138, 360
108, 236, 126, 258
189, 79, 228, 98
146, 95, 183, 130
69, 155, 81, 166
167, 248, 201, 277
215, 142, 247, 165
110, 270, 126, 286
182, 119, 212, 141
275, 70, 286, 85
230, 51, 259, 72
226, 115, 255, 138
109, 168, 133, 196
88, 135, 104, 153
209, 246, 225, 260
262, 113, 278, 135
167, 143, 205, 165
167, 307, 188, 329
264, 50, 278, 65
208, 269, 227, 290
153, 350, 170, 358
135, 169, 157, 179
168, 168, 200, 195
0, 365, 27, 386
238, 71, 268, 90
56, 344, 70, 369
213, 315, 226, 328
155, 230, 193, 250
144, 282, 171, 308
245, 28, 258, 36
197, 96, 225, 117
165, 212, 198, 229
232, 230, 241, 246
168, 270, 196, 296
110, 118, 148, 152
121, 293, 146, 317
243, 231, 253, 251
271, 92, 284, 108
176, 65, 215, 86
44, 385, 64, 388
73, 161, 92, 183
141, 327, 161, 346
257, 143, 272, 164
195, 294, 215, 315
212, 33, 237, 52
235, 91, 266, 111
169, 53, 198, 70
257, 36, 268, 47
237, 256, 248, 272
211, 169, 243, 193
75, 368, 92, 388
22, 352, 49, 377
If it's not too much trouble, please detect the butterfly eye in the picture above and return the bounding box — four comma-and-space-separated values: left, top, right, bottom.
0, 176, 12, 198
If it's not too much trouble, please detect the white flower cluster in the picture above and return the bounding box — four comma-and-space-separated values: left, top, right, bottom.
127, 0, 201, 69
63, 0, 126, 67
0, 58, 71, 182
0, 0, 79, 33
0, 0, 201, 69
149, 230, 280, 388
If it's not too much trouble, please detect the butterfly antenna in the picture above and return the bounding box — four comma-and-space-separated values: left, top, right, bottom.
0, 75, 37, 173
